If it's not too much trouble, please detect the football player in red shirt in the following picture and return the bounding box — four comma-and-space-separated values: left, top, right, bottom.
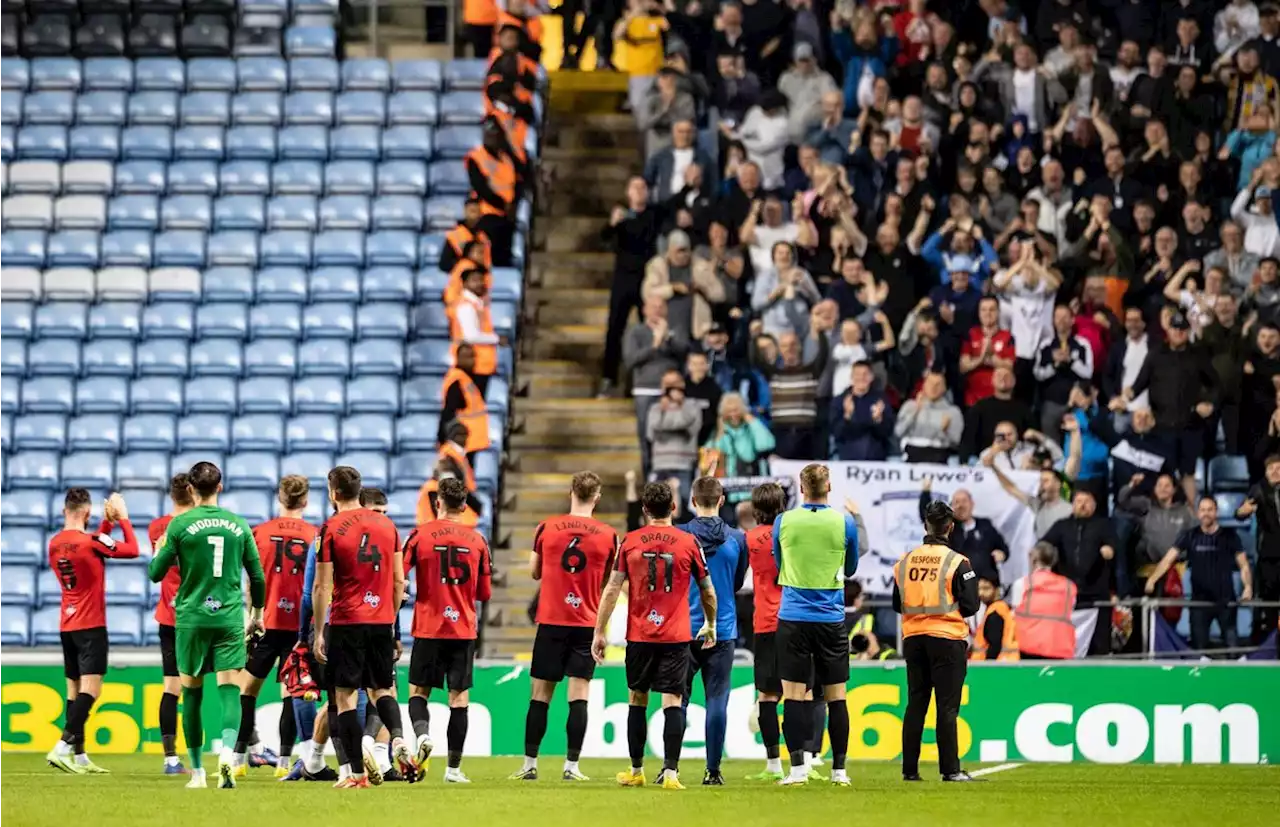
46, 489, 139, 774
592, 482, 717, 791
312, 466, 416, 788
404, 477, 494, 784
231, 475, 317, 778
510, 470, 618, 782
744, 482, 788, 781
149, 474, 193, 774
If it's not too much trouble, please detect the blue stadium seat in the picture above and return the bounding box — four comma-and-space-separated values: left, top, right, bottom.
491, 301, 516, 338
135, 58, 185, 92
286, 26, 336, 58
381, 124, 433, 160
334, 90, 385, 126
112, 161, 166, 196
0, 566, 37, 607
9, 453, 59, 491
383, 488, 418, 530
287, 414, 338, 451
67, 413, 121, 452
224, 451, 280, 490
1, 301, 34, 339
238, 56, 288, 92
250, 302, 303, 339
324, 160, 374, 195
214, 194, 268, 232
202, 265, 255, 301
180, 91, 230, 126
312, 228, 364, 266
260, 229, 312, 267
103, 566, 149, 606
277, 124, 327, 160
26, 339, 81, 376
105, 606, 144, 645
177, 413, 230, 451
220, 159, 271, 195
358, 302, 409, 338
256, 265, 309, 301
266, 194, 318, 230
293, 377, 345, 413
169, 451, 223, 482
280, 451, 334, 491
433, 125, 482, 160
24, 90, 75, 125
341, 414, 393, 452
46, 229, 101, 267
1217, 492, 1248, 527
166, 160, 218, 195
128, 490, 165, 526
25, 376, 76, 413
2, 57, 30, 92
362, 266, 414, 302
1, 374, 19, 413
100, 229, 153, 266
60, 451, 114, 489
140, 301, 195, 339
184, 377, 237, 414
405, 340, 452, 376
29, 58, 80, 92
188, 339, 243, 376
491, 267, 523, 302
231, 413, 284, 452
346, 376, 400, 415
371, 195, 423, 231
1, 607, 33, 646
68, 125, 121, 160
414, 303, 450, 335
129, 376, 183, 414
297, 340, 350, 376
2, 341, 28, 377
75, 376, 128, 414
32, 606, 63, 645
1, 412, 10, 451
303, 302, 354, 339
485, 376, 510, 416
87, 301, 142, 339
309, 265, 361, 301
148, 266, 202, 302
84, 340, 137, 376
444, 60, 488, 92
207, 230, 260, 267
425, 196, 466, 230
13, 413, 67, 450
238, 376, 291, 413
365, 229, 416, 268
391, 59, 442, 92
330, 124, 379, 160
1209, 456, 1250, 493
225, 125, 277, 161
387, 91, 438, 126
116, 451, 170, 486
1, 492, 50, 528
376, 160, 426, 196
342, 58, 391, 92
186, 57, 237, 92
2, 90, 23, 124
352, 339, 404, 376
272, 159, 323, 195
429, 159, 469, 195
2, 229, 47, 266
288, 57, 339, 92
232, 91, 283, 126
318, 194, 368, 230
438, 92, 485, 126
128, 91, 179, 125
76, 90, 127, 125
122, 414, 177, 452
79, 57, 131, 92
284, 90, 333, 127
160, 194, 213, 230
1, 125, 13, 161
174, 125, 226, 161
35, 301, 88, 338
389, 452, 433, 489
395, 412, 441, 450
153, 229, 207, 267
336, 451, 388, 489
474, 450, 499, 496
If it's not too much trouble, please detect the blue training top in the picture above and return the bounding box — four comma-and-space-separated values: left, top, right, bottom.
771, 504, 860, 624
681, 516, 749, 642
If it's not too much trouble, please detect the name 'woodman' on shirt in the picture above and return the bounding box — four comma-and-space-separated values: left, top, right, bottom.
183, 518, 245, 536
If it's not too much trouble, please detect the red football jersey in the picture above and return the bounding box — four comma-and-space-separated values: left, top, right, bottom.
149, 514, 180, 626
960, 328, 1015, 407
317, 508, 401, 625
533, 514, 618, 628
254, 517, 318, 631
746, 524, 781, 634
49, 520, 140, 632
405, 519, 493, 640
616, 525, 706, 644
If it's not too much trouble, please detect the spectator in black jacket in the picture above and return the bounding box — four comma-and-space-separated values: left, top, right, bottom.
832, 361, 895, 460
1237, 453, 1280, 643
1042, 490, 1118, 656
918, 482, 1009, 583
1102, 306, 1152, 429
960, 366, 1031, 461
1034, 304, 1095, 441
1240, 322, 1280, 477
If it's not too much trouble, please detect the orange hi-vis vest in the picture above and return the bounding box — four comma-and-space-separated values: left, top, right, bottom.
484, 100, 530, 166
1015, 569, 1077, 659
416, 479, 481, 527
446, 223, 492, 269
895, 543, 968, 641
466, 146, 516, 217
464, 0, 499, 26
437, 442, 478, 492
971, 599, 1020, 661
445, 261, 493, 308
448, 291, 497, 376
442, 366, 491, 454
494, 10, 543, 51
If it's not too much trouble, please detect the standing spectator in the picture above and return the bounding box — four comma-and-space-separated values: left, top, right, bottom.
1240, 322, 1280, 475
1146, 498, 1253, 654
1102, 306, 1152, 429
1217, 0, 1263, 61
643, 229, 726, 343
961, 368, 1033, 461
701, 392, 776, 477
616, 0, 669, 120
895, 371, 963, 463
829, 318, 869, 398
898, 305, 957, 396
989, 459, 1074, 540
647, 370, 702, 496
918, 483, 1009, 583
712, 52, 763, 125
752, 242, 822, 338
741, 195, 801, 275
1231, 164, 1280, 258
1061, 389, 1112, 505
1027, 159, 1074, 252
805, 91, 858, 165
1042, 490, 1118, 657
994, 244, 1061, 400
749, 321, 829, 458
979, 420, 1063, 472
926, 260, 984, 346
1202, 220, 1262, 292
624, 296, 690, 474
778, 42, 837, 143
832, 361, 895, 461
644, 120, 717, 201
1117, 472, 1198, 598
1034, 305, 1094, 439
1237, 454, 1280, 643
724, 90, 792, 190
601, 176, 669, 396
959, 296, 1016, 408
1202, 294, 1249, 453
640, 68, 698, 159
832, 14, 895, 116
684, 350, 722, 446
1223, 45, 1280, 132
975, 42, 1064, 135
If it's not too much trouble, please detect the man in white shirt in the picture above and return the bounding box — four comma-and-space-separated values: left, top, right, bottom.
1231, 177, 1280, 258
1110, 39, 1143, 102
1104, 307, 1151, 432
1027, 160, 1073, 252
454, 268, 503, 350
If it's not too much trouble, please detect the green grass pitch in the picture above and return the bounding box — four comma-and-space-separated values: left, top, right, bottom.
3, 755, 1279, 827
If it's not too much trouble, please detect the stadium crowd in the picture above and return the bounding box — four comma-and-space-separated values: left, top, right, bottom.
597, 0, 1280, 655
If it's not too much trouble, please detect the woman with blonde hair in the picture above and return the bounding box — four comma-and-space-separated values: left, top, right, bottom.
701, 394, 776, 509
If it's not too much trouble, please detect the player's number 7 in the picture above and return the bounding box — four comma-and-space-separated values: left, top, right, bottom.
208, 536, 224, 577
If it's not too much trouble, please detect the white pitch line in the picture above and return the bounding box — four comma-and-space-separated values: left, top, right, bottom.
969, 762, 1024, 777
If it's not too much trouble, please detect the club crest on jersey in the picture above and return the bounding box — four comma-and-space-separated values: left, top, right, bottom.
444, 606, 461, 622
277, 598, 296, 613
362, 591, 381, 608
564, 592, 583, 609
204, 596, 222, 612
647, 609, 665, 627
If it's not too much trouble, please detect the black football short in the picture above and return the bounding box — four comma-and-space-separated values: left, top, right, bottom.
327, 623, 396, 691
624, 641, 689, 696
158, 623, 179, 678
752, 631, 782, 693
776, 620, 849, 687
530, 624, 596, 683
409, 637, 476, 692
61, 628, 109, 680
246, 629, 297, 681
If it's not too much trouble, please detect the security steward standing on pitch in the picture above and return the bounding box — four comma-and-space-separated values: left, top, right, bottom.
894, 500, 981, 782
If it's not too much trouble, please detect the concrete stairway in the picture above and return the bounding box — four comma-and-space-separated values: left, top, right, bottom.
484, 90, 643, 657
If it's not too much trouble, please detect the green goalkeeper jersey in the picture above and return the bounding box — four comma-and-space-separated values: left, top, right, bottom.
148, 505, 266, 630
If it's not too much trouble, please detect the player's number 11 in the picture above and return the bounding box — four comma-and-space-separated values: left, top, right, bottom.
640, 551, 675, 592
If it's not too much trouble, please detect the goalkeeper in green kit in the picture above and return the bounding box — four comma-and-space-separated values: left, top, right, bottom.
148, 462, 266, 791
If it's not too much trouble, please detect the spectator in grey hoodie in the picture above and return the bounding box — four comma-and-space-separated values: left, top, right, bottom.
625, 295, 690, 475
894, 370, 964, 463
778, 42, 838, 143
1116, 472, 1197, 595
752, 241, 822, 338
805, 90, 858, 165
647, 369, 701, 498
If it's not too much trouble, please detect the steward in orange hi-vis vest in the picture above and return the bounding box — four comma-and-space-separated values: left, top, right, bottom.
439, 201, 492, 274
446, 266, 499, 377
441, 358, 491, 454
970, 588, 1019, 661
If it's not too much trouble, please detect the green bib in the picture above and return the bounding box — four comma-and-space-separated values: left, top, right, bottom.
777, 507, 847, 591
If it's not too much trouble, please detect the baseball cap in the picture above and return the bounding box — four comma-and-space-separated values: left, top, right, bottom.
945, 253, 978, 273
706, 322, 728, 337
667, 229, 691, 250
793, 41, 815, 61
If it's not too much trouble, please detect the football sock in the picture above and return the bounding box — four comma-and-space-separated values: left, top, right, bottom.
524, 699, 549, 759
374, 696, 404, 741
373, 742, 392, 774
758, 700, 781, 760
566, 699, 588, 763
363, 708, 383, 739
409, 696, 431, 739
782, 700, 807, 769
626, 704, 646, 770
278, 696, 297, 758
159, 691, 179, 758
292, 698, 317, 742
234, 694, 256, 755
217, 684, 241, 758
807, 699, 825, 757
328, 703, 349, 768
827, 700, 850, 772
182, 685, 204, 770
337, 710, 363, 776
704, 690, 728, 773
446, 707, 468, 769
661, 707, 683, 773
61, 693, 95, 753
